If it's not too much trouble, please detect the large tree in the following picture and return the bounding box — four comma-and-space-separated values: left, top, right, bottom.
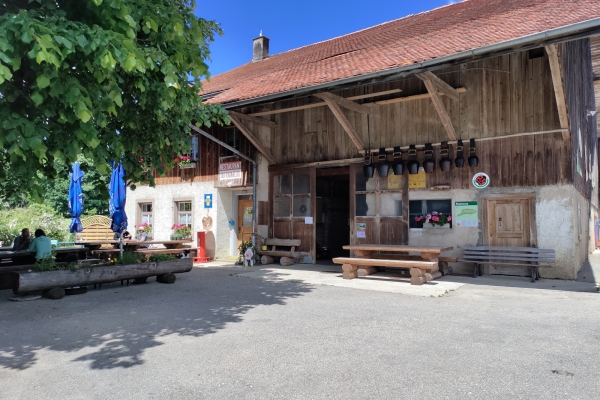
0, 0, 228, 201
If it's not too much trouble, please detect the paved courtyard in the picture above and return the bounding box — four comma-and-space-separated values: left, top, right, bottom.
0, 263, 598, 399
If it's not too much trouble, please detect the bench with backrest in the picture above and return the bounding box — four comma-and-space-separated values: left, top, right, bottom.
258, 238, 309, 259
332, 257, 439, 285
459, 245, 556, 282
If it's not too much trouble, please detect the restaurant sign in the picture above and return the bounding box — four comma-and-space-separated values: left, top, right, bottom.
219, 161, 242, 181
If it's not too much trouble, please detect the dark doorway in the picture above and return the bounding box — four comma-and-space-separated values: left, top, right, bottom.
316, 168, 350, 260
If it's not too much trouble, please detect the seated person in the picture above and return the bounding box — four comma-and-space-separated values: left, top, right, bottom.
12, 228, 32, 251
29, 229, 52, 259
136, 226, 149, 248
113, 230, 132, 240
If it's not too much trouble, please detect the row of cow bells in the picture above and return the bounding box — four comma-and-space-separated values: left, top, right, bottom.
363, 139, 479, 178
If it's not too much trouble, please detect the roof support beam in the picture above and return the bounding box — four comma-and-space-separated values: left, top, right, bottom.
416, 71, 460, 101
228, 111, 278, 130
229, 116, 277, 165
545, 44, 571, 141
417, 73, 457, 140
313, 92, 372, 114
374, 87, 467, 105
320, 97, 366, 151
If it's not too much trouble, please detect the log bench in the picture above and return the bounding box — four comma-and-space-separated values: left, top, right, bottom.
459, 245, 556, 282
258, 238, 309, 266
332, 257, 438, 285
371, 253, 458, 276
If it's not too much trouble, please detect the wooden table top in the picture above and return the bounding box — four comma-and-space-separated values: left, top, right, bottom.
343, 244, 453, 253
81, 240, 191, 245
0, 247, 88, 259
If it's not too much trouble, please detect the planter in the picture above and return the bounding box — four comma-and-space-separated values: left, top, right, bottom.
170, 234, 191, 240
13, 259, 193, 294
423, 224, 451, 229
179, 162, 196, 169
261, 245, 268, 251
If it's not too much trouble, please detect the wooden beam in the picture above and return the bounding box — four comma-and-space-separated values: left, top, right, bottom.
374, 88, 467, 105
320, 97, 366, 151
248, 89, 401, 117
229, 116, 277, 165
228, 111, 278, 129
417, 74, 457, 140
416, 72, 459, 101
545, 44, 571, 141
313, 92, 372, 115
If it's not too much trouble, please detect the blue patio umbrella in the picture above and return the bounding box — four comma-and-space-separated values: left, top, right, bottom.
109, 161, 128, 256
68, 162, 85, 235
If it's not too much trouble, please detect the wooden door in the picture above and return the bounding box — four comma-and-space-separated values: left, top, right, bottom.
349, 164, 408, 249
269, 168, 316, 263
483, 195, 537, 276
237, 199, 254, 246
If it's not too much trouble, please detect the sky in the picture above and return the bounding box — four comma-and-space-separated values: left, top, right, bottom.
196, 0, 460, 77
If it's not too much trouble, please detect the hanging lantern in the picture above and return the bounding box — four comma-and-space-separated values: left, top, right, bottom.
423, 143, 435, 173
392, 146, 404, 175
468, 138, 479, 167
376, 148, 390, 177
407, 145, 420, 175
439, 141, 451, 172
455, 140, 465, 168
363, 151, 374, 178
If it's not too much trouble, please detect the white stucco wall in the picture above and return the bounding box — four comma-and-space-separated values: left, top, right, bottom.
407, 184, 585, 279
125, 181, 233, 259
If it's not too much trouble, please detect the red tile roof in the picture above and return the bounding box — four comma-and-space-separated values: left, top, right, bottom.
202, 0, 600, 105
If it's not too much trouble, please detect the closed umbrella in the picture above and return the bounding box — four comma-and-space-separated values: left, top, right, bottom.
68, 162, 85, 236
109, 161, 128, 257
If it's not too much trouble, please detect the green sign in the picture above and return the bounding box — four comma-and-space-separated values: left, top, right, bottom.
454, 201, 478, 228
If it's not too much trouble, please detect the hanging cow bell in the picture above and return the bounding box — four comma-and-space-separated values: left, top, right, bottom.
377, 148, 390, 177
468, 139, 479, 167
363, 151, 375, 178
407, 145, 419, 174
455, 140, 465, 168
439, 141, 451, 172
423, 143, 435, 173
392, 146, 404, 175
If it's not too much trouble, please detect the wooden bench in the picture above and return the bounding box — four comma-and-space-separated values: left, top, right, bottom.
258, 238, 309, 265
332, 257, 438, 285
371, 253, 458, 276
459, 245, 556, 282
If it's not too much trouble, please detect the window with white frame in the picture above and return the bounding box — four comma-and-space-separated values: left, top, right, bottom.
138, 203, 153, 225
175, 201, 193, 228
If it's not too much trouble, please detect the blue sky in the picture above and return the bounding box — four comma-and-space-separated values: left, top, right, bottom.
196, 0, 458, 77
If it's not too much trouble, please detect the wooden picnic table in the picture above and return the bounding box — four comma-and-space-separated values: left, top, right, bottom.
80, 240, 192, 250
0, 247, 89, 260
336, 244, 454, 285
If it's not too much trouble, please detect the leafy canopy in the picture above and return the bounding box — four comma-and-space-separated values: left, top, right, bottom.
0, 0, 229, 201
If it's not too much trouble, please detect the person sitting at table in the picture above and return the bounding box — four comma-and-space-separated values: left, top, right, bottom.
113, 230, 132, 240
12, 228, 32, 251
136, 226, 149, 248
29, 229, 52, 259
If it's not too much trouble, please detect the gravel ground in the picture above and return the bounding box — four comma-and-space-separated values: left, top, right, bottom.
0, 264, 598, 399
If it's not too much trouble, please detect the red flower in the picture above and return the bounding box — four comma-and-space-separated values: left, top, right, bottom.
174, 157, 179, 163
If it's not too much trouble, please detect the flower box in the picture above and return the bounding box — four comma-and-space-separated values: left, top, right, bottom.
423, 224, 451, 229
179, 162, 196, 169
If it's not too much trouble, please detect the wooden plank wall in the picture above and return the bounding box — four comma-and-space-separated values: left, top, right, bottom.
153, 125, 256, 185
590, 35, 600, 136
244, 51, 570, 189
561, 38, 598, 201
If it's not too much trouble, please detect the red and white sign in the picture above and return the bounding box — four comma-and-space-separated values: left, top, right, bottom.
219, 161, 242, 181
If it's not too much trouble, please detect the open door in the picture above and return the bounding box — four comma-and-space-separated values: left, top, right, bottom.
237, 199, 253, 247
269, 168, 316, 263
349, 164, 408, 248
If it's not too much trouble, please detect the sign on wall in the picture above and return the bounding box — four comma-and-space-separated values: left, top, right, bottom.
387, 174, 402, 190
204, 194, 213, 209
408, 170, 426, 189
472, 173, 490, 189
454, 201, 478, 227
219, 161, 242, 181
356, 223, 366, 238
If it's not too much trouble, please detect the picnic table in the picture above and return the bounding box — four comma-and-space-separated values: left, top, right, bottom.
333, 244, 453, 285
0, 247, 89, 261
81, 239, 192, 250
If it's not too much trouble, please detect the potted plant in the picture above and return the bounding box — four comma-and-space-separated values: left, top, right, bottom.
176, 155, 196, 169
171, 224, 192, 240
415, 211, 452, 229
259, 236, 268, 251
238, 239, 257, 265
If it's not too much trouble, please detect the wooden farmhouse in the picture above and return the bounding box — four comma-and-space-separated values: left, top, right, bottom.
126, 0, 600, 280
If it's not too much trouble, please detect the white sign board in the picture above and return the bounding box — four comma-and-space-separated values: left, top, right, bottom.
219, 161, 242, 181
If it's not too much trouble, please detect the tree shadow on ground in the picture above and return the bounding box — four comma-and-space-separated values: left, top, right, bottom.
0, 267, 313, 370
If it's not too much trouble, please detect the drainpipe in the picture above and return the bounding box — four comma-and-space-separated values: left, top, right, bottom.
189, 125, 258, 247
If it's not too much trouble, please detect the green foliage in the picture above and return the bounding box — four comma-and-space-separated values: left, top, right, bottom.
32, 251, 62, 271
0, 0, 230, 200
148, 253, 175, 262
117, 251, 144, 265
0, 203, 69, 244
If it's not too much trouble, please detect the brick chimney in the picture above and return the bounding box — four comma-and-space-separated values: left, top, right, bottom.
252, 31, 269, 62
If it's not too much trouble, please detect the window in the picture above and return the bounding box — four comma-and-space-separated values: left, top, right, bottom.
409, 199, 452, 228
189, 136, 199, 161
175, 201, 193, 227
273, 173, 311, 218
137, 202, 154, 238
355, 170, 402, 217
222, 127, 242, 157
